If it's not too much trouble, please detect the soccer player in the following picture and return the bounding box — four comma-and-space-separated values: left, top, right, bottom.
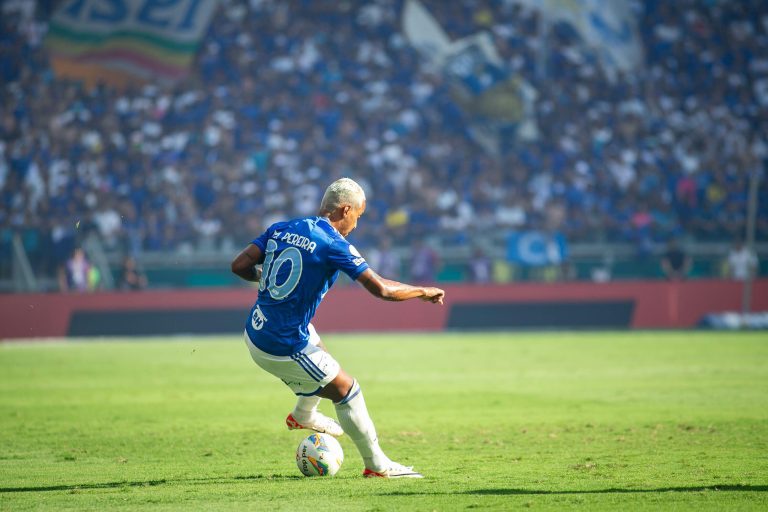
231, 178, 445, 478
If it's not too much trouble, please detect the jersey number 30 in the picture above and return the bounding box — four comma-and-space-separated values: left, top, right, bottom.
259, 239, 303, 300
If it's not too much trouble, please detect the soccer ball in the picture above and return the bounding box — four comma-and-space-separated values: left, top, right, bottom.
296, 433, 344, 477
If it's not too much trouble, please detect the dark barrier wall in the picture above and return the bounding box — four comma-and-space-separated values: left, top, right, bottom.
1, 279, 766, 339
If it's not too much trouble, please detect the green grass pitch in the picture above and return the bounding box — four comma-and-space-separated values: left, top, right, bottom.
1, 331, 767, 511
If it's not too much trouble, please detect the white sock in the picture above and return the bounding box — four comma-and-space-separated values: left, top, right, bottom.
333, 380, 389, 471
292, 395, 322, 423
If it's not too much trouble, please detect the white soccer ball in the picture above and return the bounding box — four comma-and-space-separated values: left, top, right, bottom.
295, 433, 344, 477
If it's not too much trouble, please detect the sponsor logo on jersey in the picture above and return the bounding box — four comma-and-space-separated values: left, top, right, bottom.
251, 305, 267, 330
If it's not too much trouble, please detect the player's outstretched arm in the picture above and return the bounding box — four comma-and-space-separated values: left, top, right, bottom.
357, 268, 444, 304
231, 244, 264, 282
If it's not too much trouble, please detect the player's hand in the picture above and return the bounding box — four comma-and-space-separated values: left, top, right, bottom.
421, 287, 445, 305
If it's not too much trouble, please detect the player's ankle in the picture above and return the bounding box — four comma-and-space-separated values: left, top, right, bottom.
363, 454, 392, 472
290, 410, 313, 423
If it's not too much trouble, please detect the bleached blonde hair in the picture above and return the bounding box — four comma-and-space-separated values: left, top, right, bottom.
319, 178, 366, 213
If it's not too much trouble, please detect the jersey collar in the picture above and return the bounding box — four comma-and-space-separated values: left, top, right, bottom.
318, 216, 344, 238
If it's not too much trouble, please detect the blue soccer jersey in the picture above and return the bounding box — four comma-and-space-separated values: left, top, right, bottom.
244, 216, 369, 356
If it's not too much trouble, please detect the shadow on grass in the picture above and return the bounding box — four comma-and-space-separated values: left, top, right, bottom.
464, 485, 768, 495
381, 485, 768, 497
0, 474, 304, 493
6, 480, 766, 496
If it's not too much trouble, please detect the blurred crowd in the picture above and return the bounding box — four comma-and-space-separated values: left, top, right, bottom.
1, 0, 767, 281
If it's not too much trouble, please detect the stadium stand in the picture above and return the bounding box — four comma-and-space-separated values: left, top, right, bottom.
0, 0, 766, 289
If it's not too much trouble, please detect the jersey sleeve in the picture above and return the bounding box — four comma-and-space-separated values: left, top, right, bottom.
251, 224, 275, 252
327, 239, 370, 280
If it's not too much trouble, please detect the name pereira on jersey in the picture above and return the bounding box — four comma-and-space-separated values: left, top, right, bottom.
272, 231, 317, 253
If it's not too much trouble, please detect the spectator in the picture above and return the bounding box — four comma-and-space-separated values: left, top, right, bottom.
366, 237, 402, 281
119, 256, 148, 290
661, 239, 692, 281
409, 239, 440, 283
60, 247, 98, 292
726, 238, 758, 281
468, 247, 492, 283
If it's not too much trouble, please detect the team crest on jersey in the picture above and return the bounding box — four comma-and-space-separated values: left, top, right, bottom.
349, 245, 365, 266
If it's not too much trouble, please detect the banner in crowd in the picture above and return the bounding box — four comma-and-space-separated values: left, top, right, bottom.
45, 0, 219, 86
401, 0, 451, 60
517, 0, 643, 76
507, 231, 569, 267
402, 0, 538, 154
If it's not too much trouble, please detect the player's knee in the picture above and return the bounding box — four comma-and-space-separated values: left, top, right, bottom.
334, 378, 361, 405
319, 370, 354, 402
